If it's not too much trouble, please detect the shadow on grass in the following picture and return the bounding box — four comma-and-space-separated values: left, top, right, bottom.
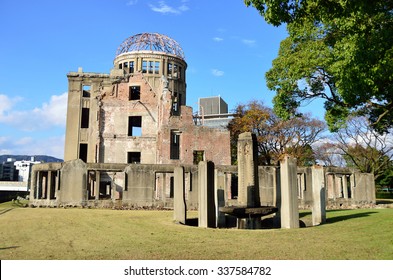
182, 210, 379, 228
326, 211, 378, 224
0, 208, 14, 216
0, 246, 20, 250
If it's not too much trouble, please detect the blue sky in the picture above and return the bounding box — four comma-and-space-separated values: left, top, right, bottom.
0, 0, 302, 159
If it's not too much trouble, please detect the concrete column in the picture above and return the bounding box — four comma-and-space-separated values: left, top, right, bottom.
42, 173, 47, 199
311, 165, 326, 226
326, 174, 333, 199
280, 156, 299, 229
174, 166, 186, 224
55, 170, 60, 198
30, 170, 37, 199
335, 176, 343, 198
95, 171, 100, 200
215, 169, 226, 228
237, 132, 259, 207
198, 161, 216, 228
47, 171, 52, 201
36, 171, 41, 199
342, 175, 348, 199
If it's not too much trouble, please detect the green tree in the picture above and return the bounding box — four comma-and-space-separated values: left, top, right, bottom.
244, 0, 393, 133
227, 100, 326, 165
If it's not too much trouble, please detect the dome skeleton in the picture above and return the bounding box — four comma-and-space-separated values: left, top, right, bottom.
116, 33, 185, 60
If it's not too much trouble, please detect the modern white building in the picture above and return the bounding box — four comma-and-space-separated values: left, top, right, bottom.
14, 157, 41, 183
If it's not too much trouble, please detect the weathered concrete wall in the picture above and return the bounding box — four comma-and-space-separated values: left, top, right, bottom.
30, 160, 376, 210
58, 159, 87, 206
258, 166, 277, 206
297, 167, 314, 208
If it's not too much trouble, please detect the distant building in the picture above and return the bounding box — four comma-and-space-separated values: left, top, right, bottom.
0, 158, 18, 181
195, 96, 234, 129
14, 157, 41, 183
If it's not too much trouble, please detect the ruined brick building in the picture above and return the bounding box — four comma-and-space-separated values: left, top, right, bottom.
29, 33, 231, 208
64, 33, 230, 165
29, 33, 375, 210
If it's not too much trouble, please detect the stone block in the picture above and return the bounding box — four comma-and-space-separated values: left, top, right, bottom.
198, 161, 216, 228
280, 156, 299, 229
174, 166, 186, 224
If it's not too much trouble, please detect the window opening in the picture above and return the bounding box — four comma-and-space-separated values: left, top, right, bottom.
127, 152, 141, 164
167, 62, 172, 77
231, 173, 238, 199
142, 60, 147, 73
129, 86, 141, 100
170, 130, 180, 159
128, 116, 142, 136
81, 108, 90, 128
154, 61, 160, 74
172, 92, 180, 115
148, 61, 154, 74
346, 175, 352, 198
99, 181, 111, 199
119, 63, 123, 70
79, 143, 88, 162
193, 151, 205, 165
82, 85, 91, 98
129, 61, 135, 73
173, 64, 178, 78
169, 176, 174, 198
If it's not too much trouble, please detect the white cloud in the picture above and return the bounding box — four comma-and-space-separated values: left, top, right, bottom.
0, 94, 21, 115
213, 37, 224, 42
242, 39, 256, 47
126, 0, 138, 5
0, 135, 64, 159
15, 137, 33, 146
0, 92, 67, 131
211, 69, 224, 77
149, 1, 189, 14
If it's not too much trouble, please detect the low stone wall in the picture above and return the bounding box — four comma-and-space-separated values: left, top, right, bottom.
29, 160, 376, 210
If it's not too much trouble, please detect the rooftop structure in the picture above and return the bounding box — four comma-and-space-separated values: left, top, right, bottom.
116, 33, 185, 59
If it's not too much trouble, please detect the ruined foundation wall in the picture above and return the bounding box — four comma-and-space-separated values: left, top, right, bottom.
29, 161, 376, 209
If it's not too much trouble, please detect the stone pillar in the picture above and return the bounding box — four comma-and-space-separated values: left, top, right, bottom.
237, 132, 259, 207
47, 171, 52, 201
95, 171, 100, 200
215, 169, 226, 228
30, 170, 37, 199
311, 165, 326, 226
198, 161, 216, 228
326, 174, 335, 199
36, 171, 42, 199
174, 166, 186, 224
280, 156, 299, 229
55, 170, 60, 199
342, 175, 348, 199
41, 173, 46, 199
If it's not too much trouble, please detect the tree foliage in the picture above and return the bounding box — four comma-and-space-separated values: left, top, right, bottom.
227, 100, 326, 165
244, 0, 393, 133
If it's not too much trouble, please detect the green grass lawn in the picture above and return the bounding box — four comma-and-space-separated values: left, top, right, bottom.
0, 201, 392, 260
